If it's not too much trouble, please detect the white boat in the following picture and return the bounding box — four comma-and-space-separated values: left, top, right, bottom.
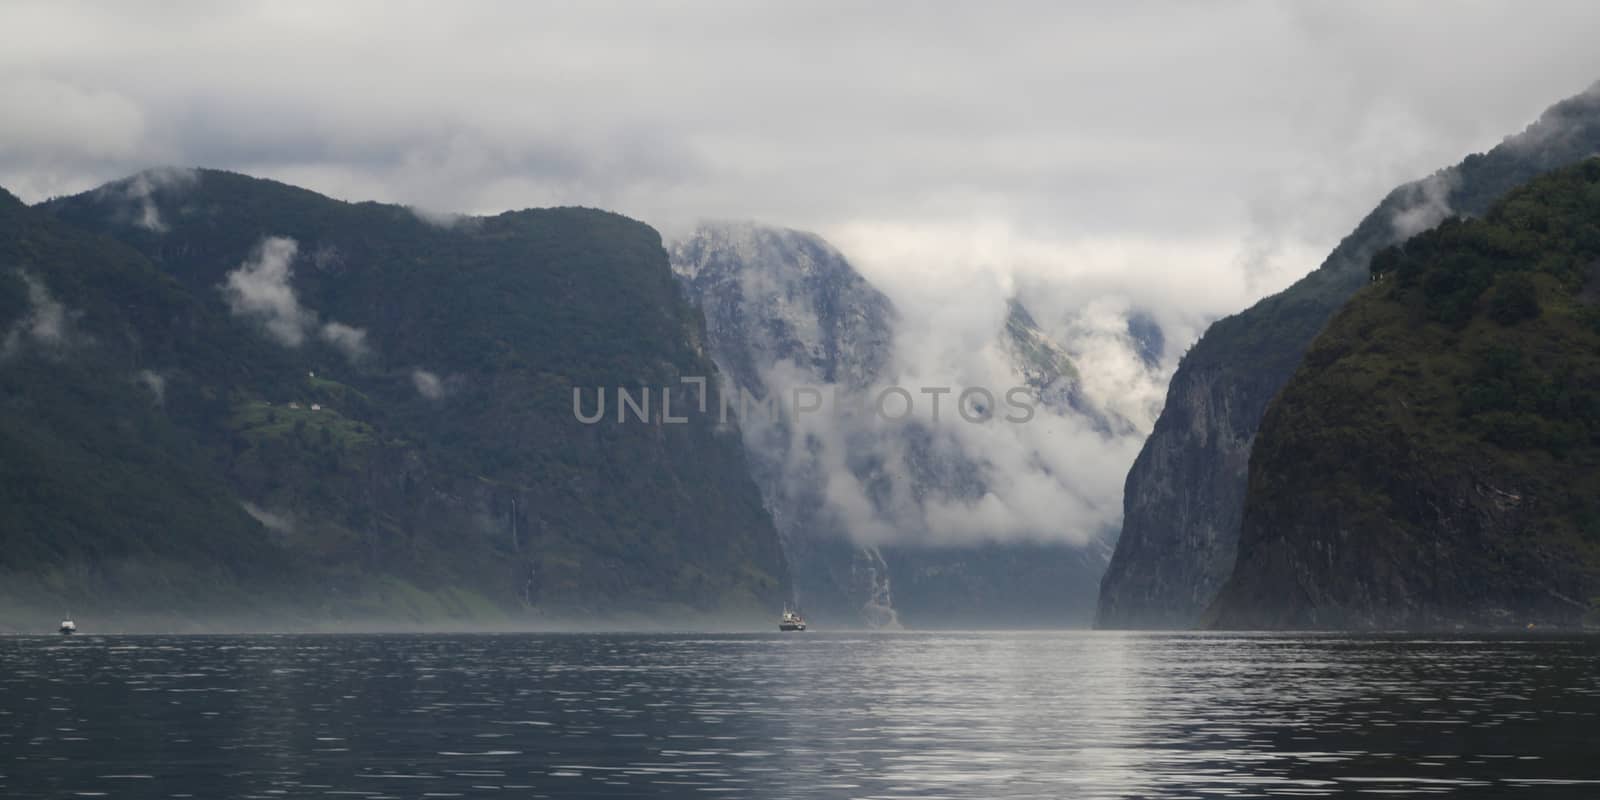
778, 606, 806, 632
59, 619, 76, 635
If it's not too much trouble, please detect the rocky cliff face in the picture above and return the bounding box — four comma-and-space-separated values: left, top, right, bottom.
1210, 160, 1600, 629
1093, 365, 1258, 628
672, 222, 1114, 627
1097, 82, 1600, 629
670, 222, 898, 624
669, 222, 896, 394
1, 169, 788, 625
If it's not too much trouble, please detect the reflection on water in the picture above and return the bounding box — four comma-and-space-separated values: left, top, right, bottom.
1, 632, 1598, 798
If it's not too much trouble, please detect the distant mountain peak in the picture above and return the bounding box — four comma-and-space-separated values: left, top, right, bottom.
671, 221, 896, 391
1003, 297, 1078, 390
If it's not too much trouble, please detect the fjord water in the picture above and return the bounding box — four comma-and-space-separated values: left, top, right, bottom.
2, 633, 1598, 798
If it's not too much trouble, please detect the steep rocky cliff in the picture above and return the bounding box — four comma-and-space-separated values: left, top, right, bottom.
672, 222, 1113, 627
670, 222, 898, 624
1, 169, 787, 626
1210, 160, 1600, 629
1098, 82, 1600, 628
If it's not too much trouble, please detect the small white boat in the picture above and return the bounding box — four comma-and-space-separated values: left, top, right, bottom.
59, 618, 76, 635
778, 606, 806, 632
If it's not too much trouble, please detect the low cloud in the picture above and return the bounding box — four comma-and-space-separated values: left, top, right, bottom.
107, 167, 196, 232
411, 368, 444, 400
791, 226, 1221, 547
2, 272, 81, 360
318, 321, 369, 362
744, 345, 1142, 549
1054, 297, 1171, 434
241, 502, 295, 534
408, 206, 473, 229
221, 236, 371, 362
135, 368, 165, 404
1502, 81, 1600, 157
222, 237, 314, 346
679, 225, 1172, 550
1389, 170, 1460, 240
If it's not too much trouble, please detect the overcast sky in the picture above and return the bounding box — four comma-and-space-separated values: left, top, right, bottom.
4, 1, 1600, 334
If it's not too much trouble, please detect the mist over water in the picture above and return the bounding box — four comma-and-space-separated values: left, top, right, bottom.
3, 632, 1598, 798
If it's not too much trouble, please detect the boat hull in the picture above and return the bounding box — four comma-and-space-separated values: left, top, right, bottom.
778, 623, 806, 631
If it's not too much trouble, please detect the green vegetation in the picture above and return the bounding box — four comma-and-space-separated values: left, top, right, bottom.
0, 189, 294, 607
1214, 159, 1600, 628
1101, 84, 1600, 629
0, 169, 786, 626
1359, 158, 1600, 486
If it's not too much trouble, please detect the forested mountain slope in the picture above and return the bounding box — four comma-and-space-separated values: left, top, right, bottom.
0, 170, 787, 628
1211, 160, 1600, 629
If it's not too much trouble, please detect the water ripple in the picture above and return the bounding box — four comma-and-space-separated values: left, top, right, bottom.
0, 632, 1597, 797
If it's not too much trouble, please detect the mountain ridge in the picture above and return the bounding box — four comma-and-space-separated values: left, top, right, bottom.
1210, 159, 1600, 629
1098, 82, 1600, 629
1, 168, 789, 628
